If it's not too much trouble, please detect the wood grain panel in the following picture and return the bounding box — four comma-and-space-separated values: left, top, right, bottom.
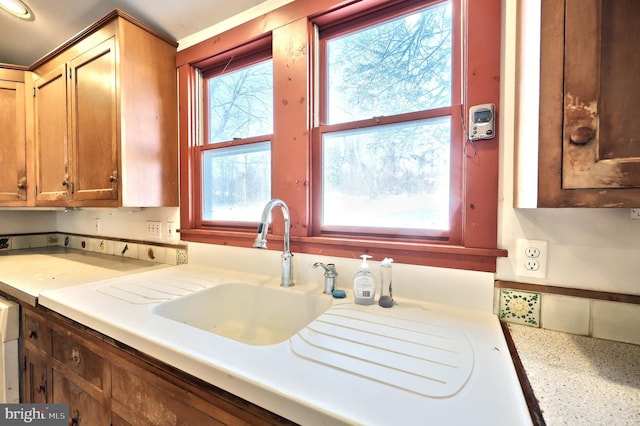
0, 79, 26, 202
70, 37, 118, 201
34, 63, 69, 203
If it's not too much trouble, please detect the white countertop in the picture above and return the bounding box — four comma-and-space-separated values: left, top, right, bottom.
39, 264, 532, 425
0, 247, 168, 305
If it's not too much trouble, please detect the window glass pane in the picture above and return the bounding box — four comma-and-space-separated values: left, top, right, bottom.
326, 2, 452, 124
207, 59, 273, 143
202, 142, 271, 222
322, 117, 450, 230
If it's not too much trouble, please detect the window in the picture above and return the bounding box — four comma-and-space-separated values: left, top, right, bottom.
316, 1, 459, 239
177, 0, 505, 272
198, 47, 273, 225
321, 117, 452, 231
206, 59, 273, 143
201, 142, 271, 222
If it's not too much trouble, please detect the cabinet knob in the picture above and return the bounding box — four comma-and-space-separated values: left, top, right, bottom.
62, 181, 75, 193
71, 348, 81, 365
28, 329, 38, 339
570, 126, 595, 145
17, 177, 27, 190
109, 175, 117, 183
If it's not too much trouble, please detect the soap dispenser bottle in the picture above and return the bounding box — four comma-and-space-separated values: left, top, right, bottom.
353, 254, 376, 305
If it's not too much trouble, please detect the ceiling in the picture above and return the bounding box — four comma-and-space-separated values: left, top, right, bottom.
0, 0, 268, 66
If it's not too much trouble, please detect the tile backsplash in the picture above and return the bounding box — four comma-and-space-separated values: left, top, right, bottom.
0, 233, 188, 266
498, 289, 541, 327
496, 286, 640, 346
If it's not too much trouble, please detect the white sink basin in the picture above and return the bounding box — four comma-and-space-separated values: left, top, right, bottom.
151, 282, 333, 346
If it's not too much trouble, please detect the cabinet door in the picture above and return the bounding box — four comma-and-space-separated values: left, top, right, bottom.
34, 63, 71, 202
51, 369, 107, 426
22, 308, 51, 403
111, 363, 221, 425
70, 37, 118, 202
0, 80, 27, 202
23, 346, 49, 404
562, 0, 640, 189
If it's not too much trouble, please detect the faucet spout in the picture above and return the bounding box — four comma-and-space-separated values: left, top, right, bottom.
253, 198, 294, 287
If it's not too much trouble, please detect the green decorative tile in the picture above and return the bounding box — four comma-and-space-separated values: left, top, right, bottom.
176, 249, 188, 265
499, 289, 541, 327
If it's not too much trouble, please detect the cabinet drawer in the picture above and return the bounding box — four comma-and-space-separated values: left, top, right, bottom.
23, 311, 50, 351
52, 330, 104, 390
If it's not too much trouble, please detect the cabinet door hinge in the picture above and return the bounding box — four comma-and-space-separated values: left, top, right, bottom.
68, 69, 72, 79
33, 87, 36, 97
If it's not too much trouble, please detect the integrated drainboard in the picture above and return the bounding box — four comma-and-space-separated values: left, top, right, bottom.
290, 305, 474, 398
96, 273, 217, 304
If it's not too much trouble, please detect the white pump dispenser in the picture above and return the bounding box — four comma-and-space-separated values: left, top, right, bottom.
353, 254, 375, 305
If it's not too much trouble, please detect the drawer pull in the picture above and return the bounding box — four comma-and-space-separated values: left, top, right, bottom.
38, 375, 46, 394
71, 348, 81, 365
71, 409, 80, 426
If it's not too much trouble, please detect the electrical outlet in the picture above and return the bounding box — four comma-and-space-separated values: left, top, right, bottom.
516, 239, 548, 279
146, 221, 162, 239
524, 258, 539, 271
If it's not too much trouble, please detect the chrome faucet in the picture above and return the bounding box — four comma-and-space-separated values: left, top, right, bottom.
313, 262, 338, 294
253, 198, 294, 287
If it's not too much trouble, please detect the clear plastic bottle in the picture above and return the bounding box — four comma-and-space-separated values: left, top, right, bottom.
378, 258, 394, 308
353, 255, 375, 305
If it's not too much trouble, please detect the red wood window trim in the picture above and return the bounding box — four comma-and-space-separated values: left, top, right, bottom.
312, 0, 463, 244
177, 0, 506, 272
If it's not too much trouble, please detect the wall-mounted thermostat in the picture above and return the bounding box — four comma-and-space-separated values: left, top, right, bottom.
469, 103, 495, 141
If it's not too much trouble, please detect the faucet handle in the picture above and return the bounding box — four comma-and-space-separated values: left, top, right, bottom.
313, 262, 338, 277
313, 262, 338, 295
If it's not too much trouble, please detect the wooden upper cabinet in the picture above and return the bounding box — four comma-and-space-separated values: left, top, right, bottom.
34, 63, 69, 203
563, 0, 640, 189
70, 37, 118, 202
535, 0, 640, 207
31, 10, 179, 207
0, 68, 27, 204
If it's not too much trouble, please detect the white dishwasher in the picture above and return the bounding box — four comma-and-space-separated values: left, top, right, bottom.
0, 296, 19, 403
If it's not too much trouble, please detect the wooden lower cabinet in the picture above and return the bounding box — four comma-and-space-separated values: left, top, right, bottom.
21, 304, 294, 425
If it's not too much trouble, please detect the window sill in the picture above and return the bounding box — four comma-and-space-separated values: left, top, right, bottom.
179, 228, 507, 273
